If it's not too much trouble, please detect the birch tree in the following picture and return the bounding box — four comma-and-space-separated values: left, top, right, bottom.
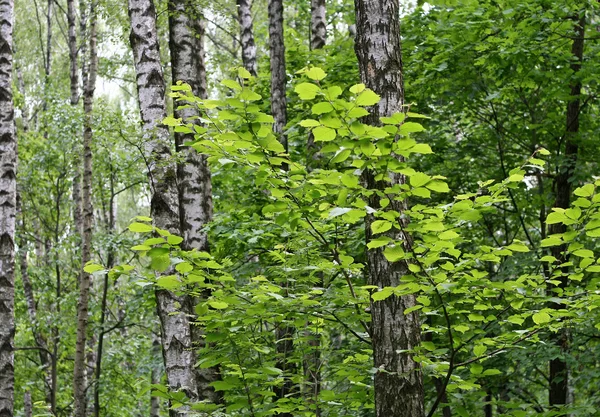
236, 0, 257, 76
168, 0, 219, 403
0, 1, 16, 416
128, 0, 200, 414
310, 0, 326, 50
72, 1, 98, 415
354, 0, 425, 416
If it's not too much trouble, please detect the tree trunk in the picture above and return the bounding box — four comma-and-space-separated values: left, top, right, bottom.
73, 2, 98, 415
168, 0, 219, 403
310, 0, 326, 50
236, 0, 257, 76
67, 0, 79, 105
548, 13, 585, 411
354, 1, 424, 417
150, 334, 162, 417
128, 1, 200, 414
24, 390, 32, 417
0, 2, 16, 416
268, 0, 287, 152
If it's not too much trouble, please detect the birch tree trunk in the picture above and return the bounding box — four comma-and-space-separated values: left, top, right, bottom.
168, 0, 219, 403
128, 1, 200, 414
354, 1, 424, 416
548, 13, 585, 410
67, 0, 79, 105
73, 2, 98, 415
310, 0, 326, 50
0, 2, 16, 416
268, 0, 287, 152
236, 0, 257, 76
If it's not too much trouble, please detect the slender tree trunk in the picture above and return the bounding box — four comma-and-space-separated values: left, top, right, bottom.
16, 194, 53, 407
24, 390, 32, 417
268, 0, 287, 152
73, 2, 98, 415
354, 1, 424, 416
150, 334, 162, 417
168, 0, 219, 403
45, 0, 52, 79
236, 0, 257, 76
310, 0, 326, 50
0, 2, 16, 416
67, 0, 79, 105
128, 1, 200, 415
548, 14, 585, 411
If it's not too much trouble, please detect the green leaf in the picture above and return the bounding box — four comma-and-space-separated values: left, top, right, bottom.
175, 262, 193, 273
129, 222, 154, 233
399, 122, 425, 134
299, 119, 320, 127
221, 79, 242, 90
305, 67, 327, 80
313, 126, 336, 142
410, 172, 431, 188
84, 263, 104, 274
372, 287, 394, 301
541, 236, 562, 247
572, 249, 593, 258
426, 181, 450, 193
506, 241, 529, 253
371, 220, 392, 234
131, 245, 151, 251
295, 83, 321, 100
209, 301, 228, 310
167, 235, 184, 245
383, 245, 405, 262
355, 89, 380, 106
367, 236, 392, 249
532, 311, 551, 325
546, 211, 566, 225
163, 116, 182, 126
237, 67, 252, 79
411, 143, 433, 154
312, 102, 334, 114
574, 184, 594, 197
349, 83, 366, 94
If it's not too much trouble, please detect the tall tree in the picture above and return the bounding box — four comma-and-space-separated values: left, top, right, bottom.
548, 12, 585, 409
168, 0, 219, 403
0, 1, 16, 416
67, 0, 79, 105
268, 0, 287, 152
72, 1, 98, 415
354, 0, 424, 416
236, 0, 257, 76
310, 0, 326, 50
128, 0, 200, 414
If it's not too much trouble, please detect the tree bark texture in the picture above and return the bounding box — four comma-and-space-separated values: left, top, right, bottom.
354, 1, 424, 417
236, 0, 257, 76
268, 0, 287, 152
72, 2, 98, 415
128, 1, 200, 414
67, 0, 79, 105
548, 14, 585, 410
168, 0, 219, 403
0, 2, 16, 417
310, 0, 326, 50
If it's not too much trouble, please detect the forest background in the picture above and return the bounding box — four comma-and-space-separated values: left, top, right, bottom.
0, 0, 599, 416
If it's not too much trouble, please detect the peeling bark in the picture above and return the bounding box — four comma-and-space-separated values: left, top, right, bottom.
67, 0, 79, 105
0, 1, 16, 416
236, 0, 257, 76
354, 1, 424, 416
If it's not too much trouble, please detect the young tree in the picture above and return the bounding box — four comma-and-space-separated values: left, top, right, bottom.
128, 0, 200, 414
354, 0, 425, 416
72, 1, 98, 415
236, 0, 257, 76
548, 12, 585, 409
0, 1, 16, 416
